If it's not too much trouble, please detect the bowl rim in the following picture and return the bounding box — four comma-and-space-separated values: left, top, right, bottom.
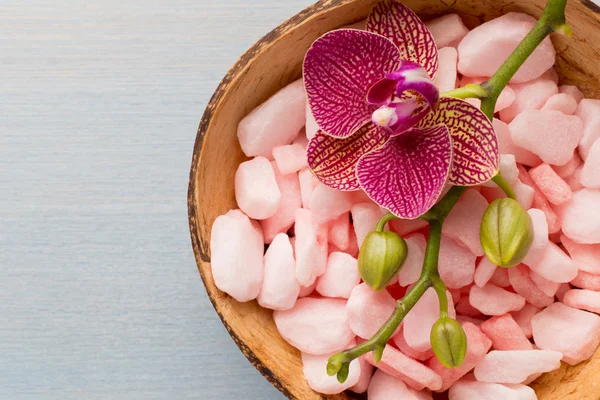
188, 0, 600, 398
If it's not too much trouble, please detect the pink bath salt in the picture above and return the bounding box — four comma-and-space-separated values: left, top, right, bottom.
305, 100, 319, 141
559, 85, 584, 103
483, 155, 519, 188
581, 139, 600, 188
474, 350, 562, 384
352, 202, 386, 248
434, 47, 458, 92
346, 228, 360, 258
494, 119, 541, 167
522, 209, 549, 267
563, 289, 600, 314
364, 346, 443, 391
508, 264, 555, 308
479, 186, 505, 204
309, 183, 356, 224
529, 269, 561, 297
427, 322, 493, 392
489, 268, 511, 288
294, 209, 328, 287
500, 74, 558, 123
257, 234, 300, 310
555, 283, 571, 302
292, 130, 309, 149
456, 296, 484, 318
541, 93, 578, 115
457, 13, 555, 83
301, 343, 361, 394
272, 143, 307, 175
298, 281, 316, 298
238, 79, 306, 157
438, 235, 477, 289
368, 370, 433, 400
315, 252, 360, 299
570, 270, 600, 291
349, 354, 374, 394
510, 303, 542, 339
529, 163, 573, 205
274, 297, 354, 355
404, 288, 456, 352
449, 288, 461, 304
561, 234, 600, 274
347, 283, 397, 339
559, 188, 600, 244
443, 189, 488, 257
480, 314, 533, 351
576, 99, 600, 159
393, 326, 434, 361
509, 110, 583, 166
461, 77, 516, 112
328, 212, 350, 251
474, 257, 498, 288
397, 234, 427, 286
425, 14, 469, 48
529, 242, 578, 283
470, 284, 526, 316
457, 315, 485, 326
532, 302, 600, 365
552, 153, 582, 179
450, 379, 536, 400
564, 167, 584, 191
514, 179, 535, 210
210, 210, 264, 302
389, 218, 429, 236
298, 168, 320, 209
235, 157, 281, 219
260, 162, 302, 243
518, 165, 561, 233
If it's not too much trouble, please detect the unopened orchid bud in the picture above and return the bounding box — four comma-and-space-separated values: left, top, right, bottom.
358, 231, 408, 291
430, 317, 467, 369
480, 198, 534, 268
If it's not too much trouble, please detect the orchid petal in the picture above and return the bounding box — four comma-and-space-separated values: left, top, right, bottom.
307, 125, 390, 191
367, 0, 438, 79
357, 124, 452, 219
418, 98, 499, 185
367, 78, 397, 105
304, 29, 402, 139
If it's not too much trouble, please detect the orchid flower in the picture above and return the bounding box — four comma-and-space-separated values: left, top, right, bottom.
304, 0, 499, 219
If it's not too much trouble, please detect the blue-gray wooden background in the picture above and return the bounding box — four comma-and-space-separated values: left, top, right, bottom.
1, 1, 315, 398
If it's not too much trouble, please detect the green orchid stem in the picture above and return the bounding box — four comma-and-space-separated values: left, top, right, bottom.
431, 275, 449, 319
327, 187, 466, 379
480, 0, 569, 120
376, 212, 398, 232
441, 83, 487, 100
492, 172, 518, 200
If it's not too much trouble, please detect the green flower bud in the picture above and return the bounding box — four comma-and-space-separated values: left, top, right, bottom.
430, 317, 467, 369
358, 231, 408, 291
480, 198, 534, 268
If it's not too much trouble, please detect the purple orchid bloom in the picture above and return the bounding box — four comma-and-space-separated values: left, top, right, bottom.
304, 0, 499, 219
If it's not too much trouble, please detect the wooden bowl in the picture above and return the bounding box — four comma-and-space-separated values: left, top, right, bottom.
188, 1, 600, 398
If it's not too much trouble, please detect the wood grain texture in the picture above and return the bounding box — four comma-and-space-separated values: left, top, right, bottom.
189, 0, 600, 399
0, 1, 314, 399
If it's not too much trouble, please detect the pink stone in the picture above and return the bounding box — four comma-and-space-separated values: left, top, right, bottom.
565, 166, 585, 191
456, 295, 484, 318
483, 155, 519, 188
552, 153, 582, 179
426, 14, 469, 48
235, 157, 281, 219
260, 162, 302, 243
272, 143, 307, 175
559, 188, 600, 244
559, 85, 584, 103
392, 326, 434, 361
509, 110, 583, 166
305, 99, 319, 141
532, 302, 600, 365
555, 283, 571, 302
368, 370, 433, 400
443, 189, 488, 256
529, 269, 561, 297
434, 47, 458, 92
301, 342, 361, 394
456, 315, 485, 326
530, 242, 578, 283
462, 77, 516, 112
309, 183, 357, 224
561, 234, 600, 274
294, 209, 328, 287
298, 281, 317, 298
346, 228, 360, 258
480, 186, 504, 204
457, 13, 555, 83
316, 252, 360, 299
298, 168, 320, 209
529, 163, 573, 205
522, 208, 549, 267
494, 119, 541, 167
273, 297, 354, 355
576, 99, 600, 159
514, 179, 535, 210
510, 303, 541, 339
470, 284, 526, 316
352, 202, 386, 248
349, 355, 374, 394
347, 283, 397, 339
257, 233, 300, 310
364, 346, 443, 391
474, 350, 562, 384
397, 234, 427, 286
500, 74, 558, 123
541, 93, 578, 114
292, 130, 309, 149
238, 79, 306, 157
563, 289, 600, 314
581, 139, 600, 188
508, 264, 555, 308
438, 235, 477, 289
210, 209, 265, 302
518, 166, 562, 234
427, 322, 492, 391
389, 218, 428, 236
474, 257, 497, 288
480, 314, 533, 351
328, 212, 350, 251
404, 288, 456, 352
571, 270, 600, 291
450, 379, 536, 400
489, 268, 511, 288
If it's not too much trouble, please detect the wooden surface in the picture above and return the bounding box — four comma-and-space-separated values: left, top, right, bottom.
0, 1, 314, 399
